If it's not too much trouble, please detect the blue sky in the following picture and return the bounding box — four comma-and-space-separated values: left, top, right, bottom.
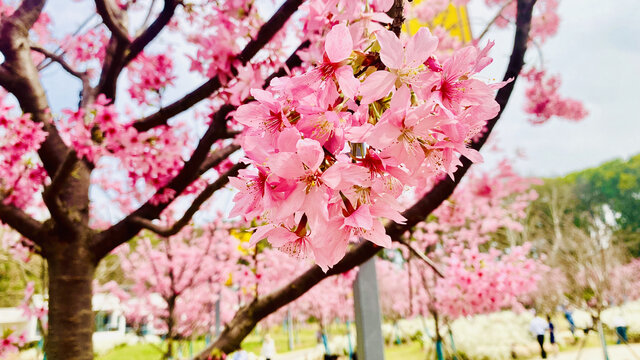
469, 0, 640, 177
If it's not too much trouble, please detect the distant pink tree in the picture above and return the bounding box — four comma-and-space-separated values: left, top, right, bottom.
378, 162, 544, 346
111, 219, 245, 358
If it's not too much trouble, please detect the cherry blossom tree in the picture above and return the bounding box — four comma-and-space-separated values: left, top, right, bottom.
0, 0, 585, 358
108, 219, 244, 359
376, 162, 544, 356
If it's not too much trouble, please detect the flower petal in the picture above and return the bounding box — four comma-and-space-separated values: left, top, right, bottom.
359, 70, 397, 104
325, 24, 353, 63
404, 27, 438, 68
376, 29, 403, 69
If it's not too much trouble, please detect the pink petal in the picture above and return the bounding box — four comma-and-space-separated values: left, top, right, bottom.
359, 70, 397, 104
296, 138, 324, 171
343, 205, 374, 230
335, 66, 360, 99
250, 224, 275, 246
277, 127, 301, 153
269, 152, 306, 179
390, 85, 411, 110
376, 29, 403, 69
325, 24, 353, 63
404, 27, 438, 68
363, 220, 392, 248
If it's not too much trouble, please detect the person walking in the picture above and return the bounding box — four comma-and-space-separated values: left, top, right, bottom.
561, 305, 576, 336
614, 314, 629, 344
547, 315, 555, 346
260, 334, 276, 360
530, 312, 548, 359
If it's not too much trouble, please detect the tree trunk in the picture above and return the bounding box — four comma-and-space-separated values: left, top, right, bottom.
45, 240, 96, 360
164, 295, 177, 360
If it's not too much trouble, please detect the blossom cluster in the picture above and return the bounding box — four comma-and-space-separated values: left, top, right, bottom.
433, 243, 542, 318
59, 95, 189, 191
230, 21, 503, 271
383, 162, 545, 319
127, 52, 176, 105
522, 67, 588, 124
0, 92, 48, 209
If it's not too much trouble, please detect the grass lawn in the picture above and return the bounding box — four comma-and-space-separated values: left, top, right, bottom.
98, 343, 163, 360
97, 324, 323, 359
240, 326, 319, 354
385, 341, 427, 360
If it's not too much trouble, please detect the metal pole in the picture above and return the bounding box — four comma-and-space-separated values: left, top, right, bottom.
353, 257, 385, 360
597, 319, 610, 360
215, 294, 221, 337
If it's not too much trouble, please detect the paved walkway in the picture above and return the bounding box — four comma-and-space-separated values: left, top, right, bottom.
531, 344, 640, 360
271, 345, 324, 360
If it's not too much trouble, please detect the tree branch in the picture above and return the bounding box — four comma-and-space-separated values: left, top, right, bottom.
476, 0, 514, 42
197, 144, 241, 176
194, 0, 538, 355
133, 39, 309, 133
6, 0, 47, 32
122, 0, 179, 67
92, 105, 239, 258
95, 0, 130, 42
42, 150, 77, 231
131, 162, 246, 237
396, 238, 444, 277
0, 0, 72, 177
30, 45, 89, 85
0, 64, 15, 85
132, 0, 306, 132
0, 202, 44, 247
262, 40, 310, 89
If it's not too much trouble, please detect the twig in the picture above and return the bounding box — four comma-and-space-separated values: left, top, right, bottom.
476, 0, 514, 42
131, 163, 246, 237
397, 238, 444, 277
30, 45, 87, 81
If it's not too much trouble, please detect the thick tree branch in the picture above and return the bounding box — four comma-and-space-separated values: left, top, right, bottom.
0, 0, 71, 176
0, 202, 44, 247
0, 64, 15, 84
7, 0, 47, 31
132, 0, 305, 132
42, 150, 77, 231
95, 35, 128, 101
131, 163, 246, 237
195, 0, 538, 355
95, 0, 130, 42
198, 144, 241, 176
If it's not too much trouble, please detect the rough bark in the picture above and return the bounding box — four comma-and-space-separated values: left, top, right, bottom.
44, 235, 97, 360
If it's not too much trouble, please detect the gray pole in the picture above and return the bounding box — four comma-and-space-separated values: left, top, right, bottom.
353, 257, 385, 360
215, 295, 221, 337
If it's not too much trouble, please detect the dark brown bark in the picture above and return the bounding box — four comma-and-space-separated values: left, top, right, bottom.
45, 234, 97, 360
